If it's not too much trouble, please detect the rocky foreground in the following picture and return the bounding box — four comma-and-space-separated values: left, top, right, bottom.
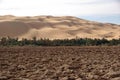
0, 46, 120, 80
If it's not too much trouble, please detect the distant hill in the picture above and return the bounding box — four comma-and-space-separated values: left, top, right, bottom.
0, 15, 120, 40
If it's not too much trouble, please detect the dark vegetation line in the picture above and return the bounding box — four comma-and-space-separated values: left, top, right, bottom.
0, 37, 120, 46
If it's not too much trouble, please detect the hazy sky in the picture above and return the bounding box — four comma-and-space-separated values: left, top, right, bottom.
0, 0, 120, 24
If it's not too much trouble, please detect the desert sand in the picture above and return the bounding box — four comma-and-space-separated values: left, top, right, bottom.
0, 15, 120, 40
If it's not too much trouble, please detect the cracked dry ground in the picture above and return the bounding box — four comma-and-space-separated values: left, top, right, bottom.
0, 46, 120, 80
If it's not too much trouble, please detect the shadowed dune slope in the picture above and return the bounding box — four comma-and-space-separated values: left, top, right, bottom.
0, 21, 30, 37
0, 15, 120, 39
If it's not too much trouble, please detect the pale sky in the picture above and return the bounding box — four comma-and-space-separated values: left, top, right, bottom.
0, 0, 120, 24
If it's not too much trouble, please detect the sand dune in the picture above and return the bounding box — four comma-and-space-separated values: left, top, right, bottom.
0, 15, 120, 39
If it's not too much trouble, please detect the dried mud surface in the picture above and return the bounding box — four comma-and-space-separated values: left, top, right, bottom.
0, 46, 120, 80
